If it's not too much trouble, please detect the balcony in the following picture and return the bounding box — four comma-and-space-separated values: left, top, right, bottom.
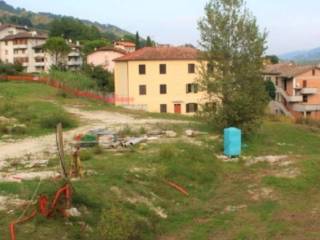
276, 87, 303, 102
301, 88, 317, 95
34, 62, 45, 67
293, 104, 320, 112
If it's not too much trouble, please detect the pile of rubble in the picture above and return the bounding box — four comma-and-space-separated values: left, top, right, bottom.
73, 128, 201, 150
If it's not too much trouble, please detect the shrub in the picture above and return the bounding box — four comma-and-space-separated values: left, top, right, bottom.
40, 113, 76, 129
98, 207, 139, 240
295, 117, 320, 128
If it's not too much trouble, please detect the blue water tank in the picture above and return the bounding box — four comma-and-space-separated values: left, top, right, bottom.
224, 127, 241, 157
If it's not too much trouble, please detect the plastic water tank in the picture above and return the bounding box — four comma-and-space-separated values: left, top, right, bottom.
224, 127, 241, 157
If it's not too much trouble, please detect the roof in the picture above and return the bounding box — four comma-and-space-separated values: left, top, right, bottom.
114, 47, 200, 62
1, 32, 48, 41
114, 41, 136, 48
263, 63, 317, 78
90, 47, 127, 55
0, 24, 28, 32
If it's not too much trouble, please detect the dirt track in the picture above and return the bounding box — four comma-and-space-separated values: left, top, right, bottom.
0, 107, 187, 169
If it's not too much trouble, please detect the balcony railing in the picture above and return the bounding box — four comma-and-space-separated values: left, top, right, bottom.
301, 88, 317, 95
293, 104, 320, 112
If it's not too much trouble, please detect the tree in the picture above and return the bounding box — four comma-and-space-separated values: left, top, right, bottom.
265, 55, 280, 64
198, 0, 268, 135
82, 39, 112, 56
43, 37, 71, 68
83, 64, 114, 92
265, 80, 276, 100
135, 32, 141, 50
49, 17, 101, 41
145, 36, 154, 47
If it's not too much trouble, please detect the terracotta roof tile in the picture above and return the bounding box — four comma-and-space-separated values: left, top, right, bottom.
114, 47, 200, 61
1, 32, 48, 41
93, 47, 127, 55
263, 63, 316, 77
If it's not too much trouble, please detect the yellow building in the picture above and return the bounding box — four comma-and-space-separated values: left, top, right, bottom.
114, 47, 205, 114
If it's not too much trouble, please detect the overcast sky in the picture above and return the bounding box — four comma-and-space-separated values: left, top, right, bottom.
5, 0, 320, 55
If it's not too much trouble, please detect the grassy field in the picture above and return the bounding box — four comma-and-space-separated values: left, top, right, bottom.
1, 80, 320, 239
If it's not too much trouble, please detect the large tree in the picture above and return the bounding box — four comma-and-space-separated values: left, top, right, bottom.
43, 37, 71, 68
198, 0, 268, 135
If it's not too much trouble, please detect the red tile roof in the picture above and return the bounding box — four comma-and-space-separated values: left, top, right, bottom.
263, 63, 317, 77
0, 24, 28, 32
114, 47, 200, 62
114, 41, 136, 48
94, 46, 127, 55
1, 32, 48, 41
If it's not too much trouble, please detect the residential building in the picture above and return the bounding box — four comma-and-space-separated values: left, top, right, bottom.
0, 31, 48, 72
114, 47, 205, 114
87, 47, 127, 72
0, 30, 83, 73
263, 63, 320, 119
0, 24, 29, 40
67, 42, 83, 71
114, 41, 136, 53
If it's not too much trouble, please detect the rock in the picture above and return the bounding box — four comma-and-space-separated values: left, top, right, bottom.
165, 130, 177, 138
148, 130, 163, 136
65, 208, 81, 217
0, 116, 16, 125
185, 129, 195, 137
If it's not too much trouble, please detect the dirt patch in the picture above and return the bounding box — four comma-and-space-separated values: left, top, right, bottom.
247, 185, 276, 201
0, 170, 60, 182
0, 195, 30, 212
245, 155, 290, 166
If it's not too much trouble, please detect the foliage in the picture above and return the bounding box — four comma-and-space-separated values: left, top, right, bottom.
98, 206, 140, 240
83, 64, 114, 92
40, 112, 77, 129
43, 37, 71, 67
0, 62, 24, 75
265, 55, 280, 64
198, 0, 268, 135
82, 39, 112, 56
135, 31, 141, 50
0, 15, 33, 27
48, 70, 98, 91
264, 80, 276, 100
49, 17, 101, 41
146, 36, 154, 47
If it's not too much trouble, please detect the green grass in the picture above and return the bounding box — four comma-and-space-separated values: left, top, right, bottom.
0, 81, 78, 138
3, 81, 320, 239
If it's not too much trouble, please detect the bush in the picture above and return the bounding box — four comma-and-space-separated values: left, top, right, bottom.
0, 62, 24, 75
40, 113, 76, 129
295, 117, 320, 128
98, 207, 140, 240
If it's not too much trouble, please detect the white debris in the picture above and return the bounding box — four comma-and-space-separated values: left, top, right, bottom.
165, 130, 177, 138
65, 208, 81, 217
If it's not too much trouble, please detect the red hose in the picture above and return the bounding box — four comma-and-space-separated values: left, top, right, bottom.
165, 180, 189, 196
9, 210, 37, 240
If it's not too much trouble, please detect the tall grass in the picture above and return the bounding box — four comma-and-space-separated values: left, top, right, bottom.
48, 70, 98, 91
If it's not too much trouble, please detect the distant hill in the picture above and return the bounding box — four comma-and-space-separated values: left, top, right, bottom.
0, 0, 132, 40
279, 47, 320, 64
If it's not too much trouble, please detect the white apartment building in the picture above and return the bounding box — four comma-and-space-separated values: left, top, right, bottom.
0, 24, 83, 73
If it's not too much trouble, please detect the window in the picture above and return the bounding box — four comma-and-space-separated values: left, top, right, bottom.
139, 85, 146, 95
186, 103, 198, 113
188, 64, 195, 73
186, 83, 198, 93
160, 104, 167, 113
303, 80, 307, 88
312, 69, 316, 76
160, 64, 166, 74
160, 84, 167, 94
303, 95, 308, 103
139, 64, 146, 75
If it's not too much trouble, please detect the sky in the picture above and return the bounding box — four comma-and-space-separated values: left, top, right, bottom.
4, 0, 320, 55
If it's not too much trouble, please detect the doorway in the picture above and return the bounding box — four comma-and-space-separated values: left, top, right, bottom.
174, 104, 181, 114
